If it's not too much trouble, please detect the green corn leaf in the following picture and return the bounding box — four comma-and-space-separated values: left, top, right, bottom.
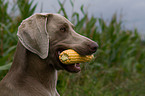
72, 12, 80, 23
81, 5, 85, 15
0, 63, 12, 71
75, 15, 87, 33
70, 0, 74, 7
57, 0, 68, 18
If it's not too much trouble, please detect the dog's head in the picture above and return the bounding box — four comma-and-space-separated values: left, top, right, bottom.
17, 13, 98, 73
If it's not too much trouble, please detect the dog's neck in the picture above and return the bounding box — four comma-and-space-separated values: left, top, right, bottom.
3, 42, 58, 95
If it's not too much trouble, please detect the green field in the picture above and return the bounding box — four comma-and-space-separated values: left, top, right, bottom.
0, 0, 145, 96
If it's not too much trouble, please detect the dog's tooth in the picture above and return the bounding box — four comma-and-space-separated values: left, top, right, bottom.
58, 51, 61, 55
76, 63, 80, 67
74, 63, 76, 67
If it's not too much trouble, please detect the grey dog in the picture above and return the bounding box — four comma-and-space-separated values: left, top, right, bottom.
0, 13, 98, 96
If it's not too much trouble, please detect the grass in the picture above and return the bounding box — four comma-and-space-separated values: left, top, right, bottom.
0, 0, 145, 96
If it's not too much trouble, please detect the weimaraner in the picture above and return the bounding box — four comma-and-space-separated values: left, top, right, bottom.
0, 13, 98, 96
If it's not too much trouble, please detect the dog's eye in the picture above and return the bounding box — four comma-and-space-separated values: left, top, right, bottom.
60, 27, 66, 32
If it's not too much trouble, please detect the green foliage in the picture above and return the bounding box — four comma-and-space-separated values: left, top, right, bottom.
0, 0, 37, 79
0, 0, 145, 95
17, 0, 37, 20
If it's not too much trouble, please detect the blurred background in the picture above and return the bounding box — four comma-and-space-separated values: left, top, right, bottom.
0, 0, 145, 96
34, 0, 145, 35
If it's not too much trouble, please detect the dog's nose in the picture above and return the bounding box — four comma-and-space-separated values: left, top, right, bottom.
87, 42, 99, 52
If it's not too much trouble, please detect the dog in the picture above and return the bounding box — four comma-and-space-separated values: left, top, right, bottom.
0, 13, 98, 96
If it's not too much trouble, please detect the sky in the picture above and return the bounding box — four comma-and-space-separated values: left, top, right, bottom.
33, 0, 145, 35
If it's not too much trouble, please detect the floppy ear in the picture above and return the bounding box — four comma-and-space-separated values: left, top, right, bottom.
17, 13, 52, 59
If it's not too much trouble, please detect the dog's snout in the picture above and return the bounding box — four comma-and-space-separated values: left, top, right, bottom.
87, 42, 98, 52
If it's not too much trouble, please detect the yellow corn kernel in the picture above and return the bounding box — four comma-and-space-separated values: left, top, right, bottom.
59, 49, 94, 64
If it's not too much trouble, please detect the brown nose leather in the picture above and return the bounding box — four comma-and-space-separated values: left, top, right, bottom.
87, 42, 99, 52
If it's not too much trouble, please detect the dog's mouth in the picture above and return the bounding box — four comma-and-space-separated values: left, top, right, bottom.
56, 48, 81, 73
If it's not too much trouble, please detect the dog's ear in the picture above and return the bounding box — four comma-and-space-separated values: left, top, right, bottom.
17, 13, 53, 59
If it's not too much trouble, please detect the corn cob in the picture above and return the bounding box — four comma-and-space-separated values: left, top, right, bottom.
59, 49, 94, 64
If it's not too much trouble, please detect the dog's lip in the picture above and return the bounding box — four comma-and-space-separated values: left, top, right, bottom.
63, 63, 81, 73
56, 48, 81, 73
